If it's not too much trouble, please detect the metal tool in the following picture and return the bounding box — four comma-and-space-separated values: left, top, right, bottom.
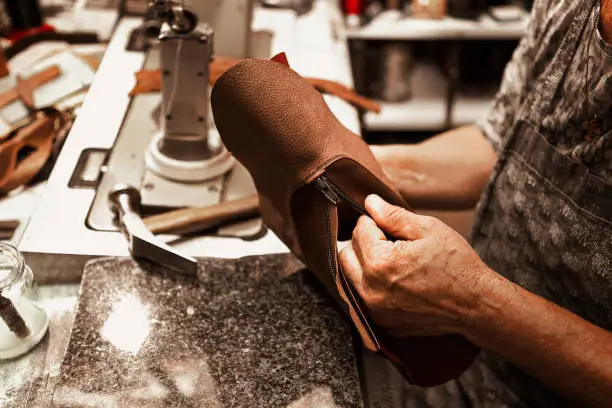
108, 184, 198, 276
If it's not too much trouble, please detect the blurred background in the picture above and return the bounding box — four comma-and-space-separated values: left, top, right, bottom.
343, 0, 530, 144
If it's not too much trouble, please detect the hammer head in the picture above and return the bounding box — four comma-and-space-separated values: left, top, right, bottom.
108, 183, 198, 277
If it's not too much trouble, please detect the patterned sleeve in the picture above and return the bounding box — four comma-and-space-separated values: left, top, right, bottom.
477, 0, 552, 152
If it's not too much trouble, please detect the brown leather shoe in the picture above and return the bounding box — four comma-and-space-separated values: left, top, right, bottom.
211, 56, 479, 387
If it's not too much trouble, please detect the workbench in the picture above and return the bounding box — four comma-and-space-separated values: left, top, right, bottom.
1, 2, 404, 407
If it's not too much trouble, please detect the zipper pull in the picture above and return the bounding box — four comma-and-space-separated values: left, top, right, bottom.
313, 176, 340, 205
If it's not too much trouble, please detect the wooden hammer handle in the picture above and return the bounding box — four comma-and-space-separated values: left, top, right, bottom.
143, 195, 260, 235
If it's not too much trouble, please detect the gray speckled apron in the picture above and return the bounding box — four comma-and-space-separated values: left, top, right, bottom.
463, 1, 612, 406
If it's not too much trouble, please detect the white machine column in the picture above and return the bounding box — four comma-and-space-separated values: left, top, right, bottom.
158, 23, 213, 161
145, 16, 234, 182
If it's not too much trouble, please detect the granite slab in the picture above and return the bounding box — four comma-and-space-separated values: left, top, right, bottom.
52, 254, 363, 407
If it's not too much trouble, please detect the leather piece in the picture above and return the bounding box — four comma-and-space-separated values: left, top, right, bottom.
307, 77, 382, 114
129, 57, 381, 113
211, 58, 479, 387
0, 108, 68, 194
0, 65, 61, 109
326, 158, 479, 386
270, 52, 290, 66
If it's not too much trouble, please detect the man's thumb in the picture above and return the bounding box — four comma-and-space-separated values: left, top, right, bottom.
364, 195, 424, 240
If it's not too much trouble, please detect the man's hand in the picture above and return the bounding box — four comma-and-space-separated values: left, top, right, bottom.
339, 194, 498, 337
340, 196, 612, 408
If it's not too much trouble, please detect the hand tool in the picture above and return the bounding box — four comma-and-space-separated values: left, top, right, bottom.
143, 194, 259, 235
108, 184, 198, 276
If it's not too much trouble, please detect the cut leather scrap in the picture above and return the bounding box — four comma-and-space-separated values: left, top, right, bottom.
211, 57, 479, 387
129, 55, 381, 114
0, 65, 61, 110
0, 108, 70, 194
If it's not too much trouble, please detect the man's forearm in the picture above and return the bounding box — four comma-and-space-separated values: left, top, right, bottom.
371, 125, 497, 210
467, 272, 612, 407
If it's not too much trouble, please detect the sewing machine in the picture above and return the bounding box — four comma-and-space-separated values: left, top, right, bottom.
18, 0, 358, 277
84, 0, 264, 242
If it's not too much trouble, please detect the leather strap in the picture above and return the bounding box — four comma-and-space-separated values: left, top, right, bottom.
129, 57, 381, 113
307, 77, 381, 114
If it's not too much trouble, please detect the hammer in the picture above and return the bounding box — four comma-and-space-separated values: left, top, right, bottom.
108, 184, 198, 277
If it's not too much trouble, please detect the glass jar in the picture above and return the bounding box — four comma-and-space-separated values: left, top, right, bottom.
0, 242, 48, 359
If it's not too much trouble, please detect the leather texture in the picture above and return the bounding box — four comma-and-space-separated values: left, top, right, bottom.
129, 56, 381, 113
0, 108, 71, 195
211, 57, 479, 387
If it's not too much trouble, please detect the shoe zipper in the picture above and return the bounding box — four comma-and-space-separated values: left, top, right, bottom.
314, 177, 340, 281
315, 175, 367, 215
313, 174, 382, 350
313, 175, 367, 281
314, 177, 340, 206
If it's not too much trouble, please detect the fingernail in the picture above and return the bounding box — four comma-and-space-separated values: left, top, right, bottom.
365, 194, 385, 213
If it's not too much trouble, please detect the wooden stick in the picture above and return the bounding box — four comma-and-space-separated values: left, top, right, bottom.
0, 295, 30, 338
144, 195, 260, 235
